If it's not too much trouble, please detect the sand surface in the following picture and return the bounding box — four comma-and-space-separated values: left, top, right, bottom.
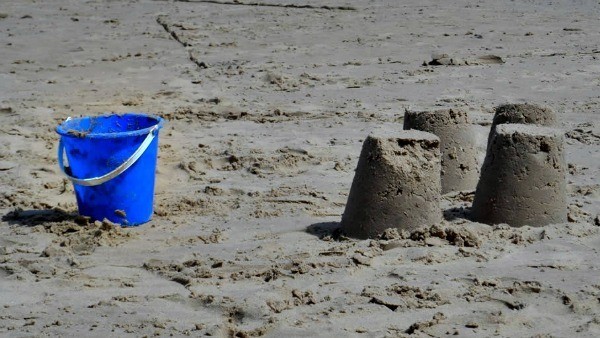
1, 0, 599, 336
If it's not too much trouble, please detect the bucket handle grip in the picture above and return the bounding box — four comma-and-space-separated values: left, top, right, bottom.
58, 125, 158, 187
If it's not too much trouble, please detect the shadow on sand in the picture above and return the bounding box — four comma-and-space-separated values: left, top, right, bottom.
443, 206, 472, 222
2, 208, 80, 227
305, 221, 344, 240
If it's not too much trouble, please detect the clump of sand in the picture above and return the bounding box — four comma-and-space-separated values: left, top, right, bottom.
3, 207, 135, 255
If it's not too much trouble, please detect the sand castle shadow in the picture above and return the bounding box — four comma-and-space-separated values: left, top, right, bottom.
2, 208, 78, 227
443, 206, 472, 222
305, 221, 342, 239
306, 210, 473, 240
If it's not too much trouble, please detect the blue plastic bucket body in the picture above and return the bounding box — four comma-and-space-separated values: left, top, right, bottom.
56, 114, 164, 226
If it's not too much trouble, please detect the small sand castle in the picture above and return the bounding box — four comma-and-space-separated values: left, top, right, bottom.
340, 131, 442, 239
487, 103, 557, 147
491, 103, 557, 127
472, 124, 567, 226
403, 108, 479, 193
473, 103, 565, 226
342, 103, 567, 238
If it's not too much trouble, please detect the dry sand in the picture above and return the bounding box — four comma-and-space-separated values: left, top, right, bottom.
1, 0, 599, 337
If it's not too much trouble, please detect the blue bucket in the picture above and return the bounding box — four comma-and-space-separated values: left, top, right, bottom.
56, 113, 164, 226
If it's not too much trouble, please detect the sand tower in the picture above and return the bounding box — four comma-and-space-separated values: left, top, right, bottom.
472, 124, 567, 227
403, 109, 479, 193
488, 103, 557, 146
340, 131, 442, 239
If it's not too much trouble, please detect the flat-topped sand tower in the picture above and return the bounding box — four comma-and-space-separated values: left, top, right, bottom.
488, 103, 557, 147
404, 109, 479, 193
341, 131, 442, 239
472, 124, 567, 227
492, 103, 556, 127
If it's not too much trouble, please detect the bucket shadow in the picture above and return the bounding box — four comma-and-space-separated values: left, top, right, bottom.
305, 221, 344, 240
2, 208, 79, 227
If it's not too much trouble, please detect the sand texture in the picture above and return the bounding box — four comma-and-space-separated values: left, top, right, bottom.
1, 0, 599, 337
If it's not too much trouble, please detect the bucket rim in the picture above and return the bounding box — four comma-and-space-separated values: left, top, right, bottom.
56, 113, 164, 139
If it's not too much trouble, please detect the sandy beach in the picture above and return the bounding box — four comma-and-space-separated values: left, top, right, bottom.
1, 0, 599, 336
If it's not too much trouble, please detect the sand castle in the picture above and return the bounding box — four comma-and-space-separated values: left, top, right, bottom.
491, 103, 557, 127
403, 109, 479, 193
487, 103, 557, 146
342, 103, 566, 237
340, 131, 441, 239
472, 124, 567, 227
